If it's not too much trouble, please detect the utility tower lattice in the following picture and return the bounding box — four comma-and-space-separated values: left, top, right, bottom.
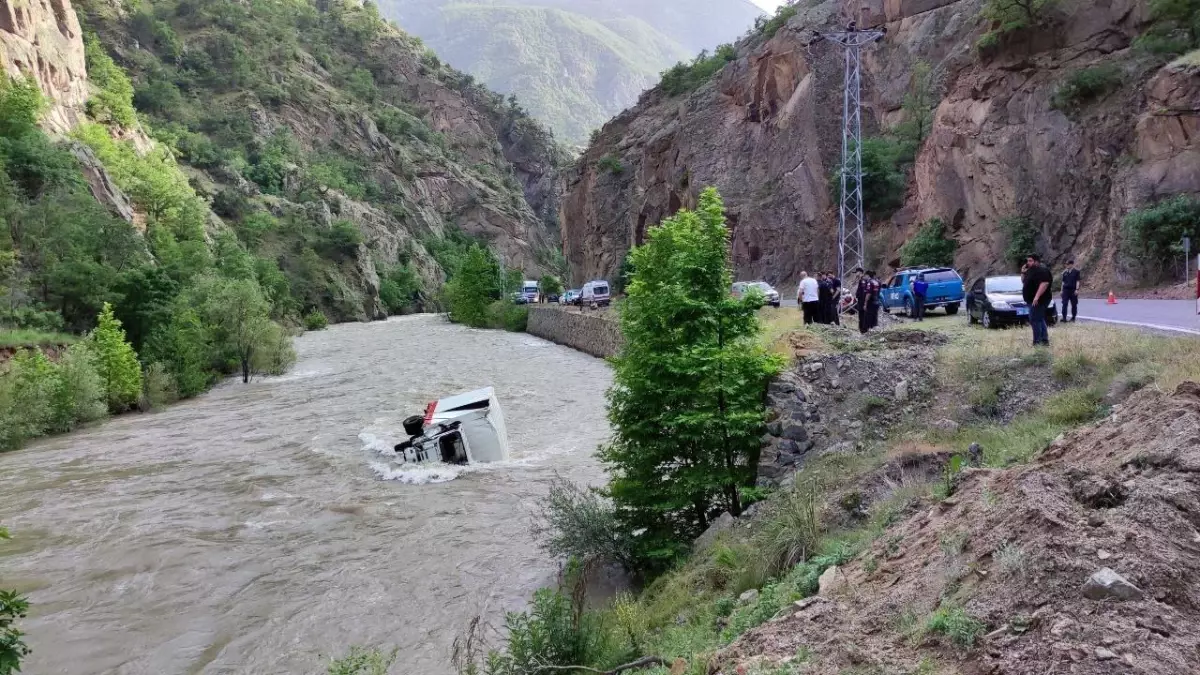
813, 23, 886, 279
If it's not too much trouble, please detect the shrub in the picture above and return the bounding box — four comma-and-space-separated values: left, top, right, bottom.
249, 319, 297, 377
379, 265, 421, 315
49, 343, 107, 432
835, 137, 911, 217
0, 528, 30, 673
978, 0, 1059, 51
486, 589, 600, 675
1122, 195, 1200, 278
1001, 215, 1041, 272
145, 307, 213, 399
924, 605, 986, 648
755, 3, 799, 39
304, 310, 329, 331
0, 349, 55, 449
321, 220, 364, 259
84, 37, 137, 126
900, 218, 957, 267
532, 477, 636, 572
139, 361, 178, 411
597, 155, 623, 175
327, 647, 397, 675
1135, 0, 1200, 55
659, 44, 737, 97
1051, 65, 1123, 111
753, 482, 821, 576
487, 301, 528, 332
444, 245, 500, 328
86, 303, 144, 412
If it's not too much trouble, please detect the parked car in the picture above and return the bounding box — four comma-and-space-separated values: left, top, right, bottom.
731, 281, 781, 307
880, 267, 965, 316
580, 280, 611, 307
510, 292, 529, 305
966, 275, 1058, 329
561, 289, 581, 306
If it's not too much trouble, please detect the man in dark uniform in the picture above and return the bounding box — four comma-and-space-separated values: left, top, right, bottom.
866, 271, 882, 331
817, 273, 833, 324
828, 272, 842, 325
857, 270, 879, 334
1023, 254, 1053, 346
1060, 259, 1081, 322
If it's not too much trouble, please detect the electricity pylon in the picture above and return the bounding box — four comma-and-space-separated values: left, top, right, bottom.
813, 22, 886, 279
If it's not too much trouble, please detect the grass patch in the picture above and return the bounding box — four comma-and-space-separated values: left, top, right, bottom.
0, 329, 78, 349
1051, 64, 1124, 112
923, 605, 986, 648
758, 307, 823, 361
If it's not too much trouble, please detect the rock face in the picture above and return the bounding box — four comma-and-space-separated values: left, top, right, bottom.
0, 0, 89, 132
561, 0, 1200, 288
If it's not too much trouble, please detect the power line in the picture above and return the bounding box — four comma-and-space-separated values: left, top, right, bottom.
812, 22, 886, 279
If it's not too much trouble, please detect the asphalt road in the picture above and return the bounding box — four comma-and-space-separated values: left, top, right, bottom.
780, 295, 1200, 335
1075, 298, 1200, 335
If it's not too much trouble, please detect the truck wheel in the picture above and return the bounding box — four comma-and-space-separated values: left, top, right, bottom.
945, 304, 959, 315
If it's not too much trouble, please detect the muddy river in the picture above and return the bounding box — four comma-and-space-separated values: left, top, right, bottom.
0, 315, 613, 674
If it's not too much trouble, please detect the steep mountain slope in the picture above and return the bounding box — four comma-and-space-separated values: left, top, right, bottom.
561, 0, 1200, 288
68, 0, 566, 321
379, 0, 764, 144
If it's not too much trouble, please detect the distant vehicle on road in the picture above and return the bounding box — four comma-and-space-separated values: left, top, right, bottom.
519, 280, 540, 304
880, 267, 964, 316
510, 292, 529, 305
731, 281, 781, 307
966, 275, 1058, 329
561, 289, 581, 306
581, 280, 611, 307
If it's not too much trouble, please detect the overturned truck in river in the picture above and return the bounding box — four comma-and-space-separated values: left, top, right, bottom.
394, 387, 510, 465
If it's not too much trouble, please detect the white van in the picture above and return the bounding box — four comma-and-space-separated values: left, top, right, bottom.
520, 280, 540, 303
393, 387, 510, 465
581, 280, 611, 307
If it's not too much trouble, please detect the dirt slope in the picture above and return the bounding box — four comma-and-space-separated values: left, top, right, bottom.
721, 381, 1200, 674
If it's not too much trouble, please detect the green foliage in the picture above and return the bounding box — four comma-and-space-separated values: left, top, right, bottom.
660, 44, 737, 97
597, 155, 623, 175
539, 275, 563, 298
379, 265, 421, 315
50, 343, 108, 432
924, 605, 986, 648
1043, 388, 1104, 425
533, 477, 636, 572
86, 303, 144, 412
185, 276, 286, 383
1121, 195, 1200, 278
444, 244, 500, 328
486, 589, 605, 675
1001, 216, 1041, 272
0, 526, 30, 674
1136, 0, 1200, 55
601, 188, 781, 572
84, 37, 137, 126
0, 343, 107, 448
0, 77, 43, 138
144, 307, 214, 399
900, 218, 957, 268
304, 309, 329, 331
755, 3, 799, 39
835, 137, 911, 217
1051, 65, 1123, 112
978, 0, 1059, 51
487, 300, 528, 332
753, 482, 821, 577
327, 646, 397, 675
140, 361, 178, 410
896, 61, 940, 150
321, 220, 364, 259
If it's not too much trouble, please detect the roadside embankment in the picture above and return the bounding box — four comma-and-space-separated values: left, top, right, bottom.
526, 305, 624, 358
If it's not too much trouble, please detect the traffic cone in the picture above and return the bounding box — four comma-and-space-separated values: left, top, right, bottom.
1107, 290, 1118, 305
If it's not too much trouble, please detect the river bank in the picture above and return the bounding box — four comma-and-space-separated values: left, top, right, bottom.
0, 315, 613, 675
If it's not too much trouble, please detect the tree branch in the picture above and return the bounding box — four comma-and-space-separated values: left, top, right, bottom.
534, 656, 668, 675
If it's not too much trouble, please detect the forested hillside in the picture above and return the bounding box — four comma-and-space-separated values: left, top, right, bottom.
0, 0, 567, 448
379, 0, 764, 144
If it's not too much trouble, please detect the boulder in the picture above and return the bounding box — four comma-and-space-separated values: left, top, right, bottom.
1083, 568, 1144, 601
738, 588, 759, 604
692, 512, 735, 553
817, 565, 845, 597
781, 424, 809, 442
894, 380, 909, 402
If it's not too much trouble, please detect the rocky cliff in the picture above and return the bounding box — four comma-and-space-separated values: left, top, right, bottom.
0, 0, 89, 132
561, 0, 1200, 288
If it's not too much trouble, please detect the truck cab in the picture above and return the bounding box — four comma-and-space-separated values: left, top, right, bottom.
880, 267, 964, 316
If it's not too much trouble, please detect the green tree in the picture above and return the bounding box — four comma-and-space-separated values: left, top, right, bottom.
900, 218, 957, 267
538, 274, 563, 299
84, 36, 137, 126
145, 306, 213, 398
1122, 195, 1200, 279
1002, 216, 1042, 272
189, 277, 275, 383
1137, 0, 1200, 54
601, 187, 781, 572
0, 349, 56, 449
379, 265, 420, 315
0, 525, 30, 675
48, 343, 108, 433
86, 303, 143, 412
896, 61, 940, 151
444, 244, 499, 327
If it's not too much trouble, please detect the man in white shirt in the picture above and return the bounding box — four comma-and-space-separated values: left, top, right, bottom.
798, 271, 820, 325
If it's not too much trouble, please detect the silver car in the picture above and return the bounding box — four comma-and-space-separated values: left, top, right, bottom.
731, 281, 781, 307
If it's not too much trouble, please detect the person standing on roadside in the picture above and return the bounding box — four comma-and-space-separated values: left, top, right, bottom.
827, 271, 842, 325
857, 270, 877, 334
1023, 254, 1053, 346
911, 273, 928, 322
799, 271, 820, 325
1060, 259, 1080, 322
817, 272, 833, 324
867, 271, 882, 330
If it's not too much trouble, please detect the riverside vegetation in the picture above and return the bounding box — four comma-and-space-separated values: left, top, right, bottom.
442, 192, 1200, 674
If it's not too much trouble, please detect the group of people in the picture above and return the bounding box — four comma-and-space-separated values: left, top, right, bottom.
1021, 254, 1082, 347
796, 271, 844, 326
797, 268, 884, 335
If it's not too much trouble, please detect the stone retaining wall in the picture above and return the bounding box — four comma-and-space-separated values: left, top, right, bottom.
526, 306, 623, 359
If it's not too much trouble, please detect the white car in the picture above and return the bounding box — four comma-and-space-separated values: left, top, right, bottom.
731, 281, 781, 307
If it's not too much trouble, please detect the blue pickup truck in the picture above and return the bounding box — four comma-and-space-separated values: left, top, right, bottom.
879, 267, 965, 316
